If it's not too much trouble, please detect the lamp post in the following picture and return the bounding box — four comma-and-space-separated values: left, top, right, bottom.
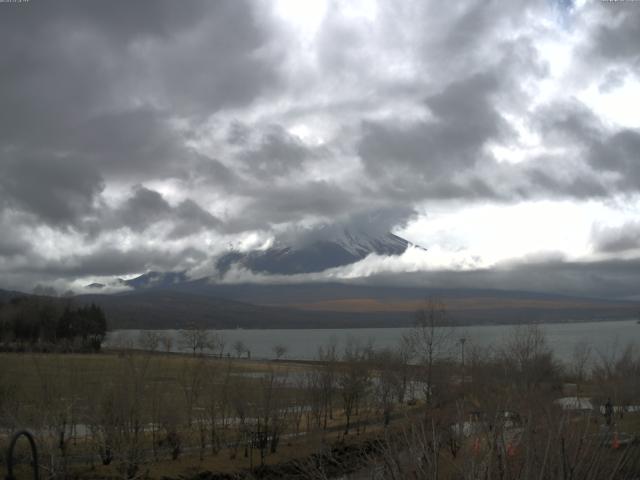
460, 337, 466, 391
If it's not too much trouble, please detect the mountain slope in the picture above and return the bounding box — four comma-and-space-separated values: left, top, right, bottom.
217, 230, 413, 275
77, 289, 406, 329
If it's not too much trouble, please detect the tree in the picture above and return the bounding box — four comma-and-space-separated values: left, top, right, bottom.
406, 298, 455, 404
372, 349, 397, 427
178, 357, 205, 428
209, 332, 226, 357
272, 344, 287, 360
137, 331, 161, 352
233, 340, 247, 358
338, 339, 372, 435
569, 340, 592, 400
501, 324, 557, 391
158, 333, 173, 353
179, 325, 210, 356
83, 303, 107, 350
316, 339, 338, 430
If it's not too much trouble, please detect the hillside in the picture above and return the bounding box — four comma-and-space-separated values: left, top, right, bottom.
78, 282, 640, 329
76, 289, 408, 329
4, 284, 639, 330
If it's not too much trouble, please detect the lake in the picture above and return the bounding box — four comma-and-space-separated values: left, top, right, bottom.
106, 319, 640, 365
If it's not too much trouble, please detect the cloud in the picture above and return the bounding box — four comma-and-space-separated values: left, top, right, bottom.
1, 0, 640, 297
238, 124, 321, 179
0, 229, 30, 259
589, 129, 640, 190
109, 185, 222, 238
275, 206, 418, 248
350, 256, 640, 300
0, 151, 104, 226
11, 245, 207, 279
586, 2, 640, 66
592, 222, 640, 253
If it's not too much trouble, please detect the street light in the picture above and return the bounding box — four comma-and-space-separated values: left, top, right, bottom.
460, 337, 466, 389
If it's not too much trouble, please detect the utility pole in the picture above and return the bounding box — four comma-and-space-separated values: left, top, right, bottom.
460, 337, 466, 393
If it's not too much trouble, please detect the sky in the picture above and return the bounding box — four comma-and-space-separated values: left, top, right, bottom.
1, 0, 640, 298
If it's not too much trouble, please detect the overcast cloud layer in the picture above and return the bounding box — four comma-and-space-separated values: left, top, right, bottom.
1, 0, 640, 298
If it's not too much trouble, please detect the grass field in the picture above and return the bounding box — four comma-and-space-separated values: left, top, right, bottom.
0, 350, 419, 479
4, 344, 640, 479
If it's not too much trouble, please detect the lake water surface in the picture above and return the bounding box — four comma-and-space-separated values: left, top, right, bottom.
106, 319, 640, 364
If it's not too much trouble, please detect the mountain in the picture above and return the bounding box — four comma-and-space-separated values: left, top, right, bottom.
84, 272, 190, 292
216, 229, 414, 275
0, 288, 27, 302
75, 283, 640, 329
76, 289, 405, 329
63, 227, 640, 328
123, 271, 189, 289
3, 284, 640, 330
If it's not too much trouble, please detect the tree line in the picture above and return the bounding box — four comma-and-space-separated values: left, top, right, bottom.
0, 296, 107, 351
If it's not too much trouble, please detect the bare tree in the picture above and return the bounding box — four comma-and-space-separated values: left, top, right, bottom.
406, 298, 455, 404
209, 332, 226, 357
372, 349, 397, 427
177, 357, 205, 427
392, 336, 413, 404
137, 331, 160, 352
255, 367, 289, 462
317, 340, 338, 430
158, 333, 173, 354
338, 339, 372, 435
272, 343, 288, 360
569, 340, 592, 400
179, 325, 210, 356
593, 341, 640, 417
501, 324, 557, 391
233, 340, 247, 358
90, 352, 152, 479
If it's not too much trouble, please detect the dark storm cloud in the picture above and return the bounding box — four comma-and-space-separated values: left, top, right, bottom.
363, 257, 640, 300
592, 222, 640, 254
37, 246, 208, 278
0, 0, 282, 235
114, 186, 221, 237
74, 109, 196, 179
534, 100, 602, 145
589, 129, 640, 189
0, 151, 104, 226
227, 122, 252, 146
226, 181, 356, 232
532, 100, 640, 193
170, 199, 223, 239
190, 156, 241, 190
1, 0, 639, 294
521, 163, 609, 200
588, 3, 640, 66
491, 257, 640, 300
0, 0, 280, 130
0, 230, 30, 258
358, 72, 510, 200
118, 187, 172, 230
0, 0, 283, 226
238, 125, 320, 179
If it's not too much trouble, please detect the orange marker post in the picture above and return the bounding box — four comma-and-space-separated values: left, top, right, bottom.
612, 433, 620, 450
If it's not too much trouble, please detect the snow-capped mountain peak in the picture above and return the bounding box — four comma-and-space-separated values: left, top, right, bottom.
216, 229, 419, 275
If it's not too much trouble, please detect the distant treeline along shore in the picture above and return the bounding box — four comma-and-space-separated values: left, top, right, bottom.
0, 296, 107, 352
